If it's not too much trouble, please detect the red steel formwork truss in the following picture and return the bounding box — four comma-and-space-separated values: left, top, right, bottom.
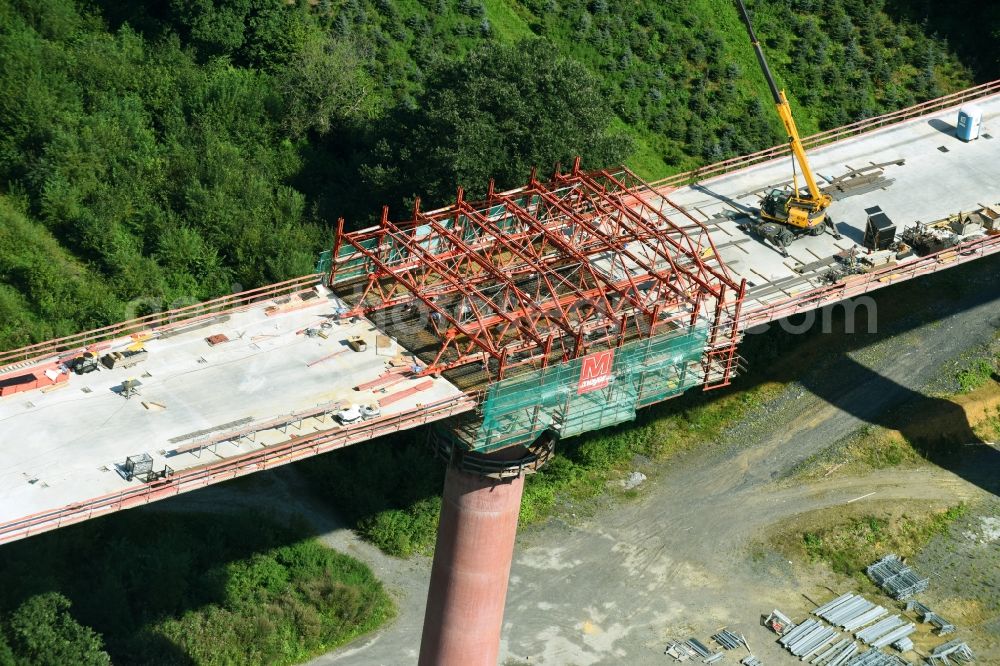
330, 160, 746, 382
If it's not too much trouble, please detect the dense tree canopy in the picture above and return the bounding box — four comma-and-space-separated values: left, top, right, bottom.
363, 39, 632, 205
0, 513, 393, 664
0, 0, 986, 350
0, 593, 110, 666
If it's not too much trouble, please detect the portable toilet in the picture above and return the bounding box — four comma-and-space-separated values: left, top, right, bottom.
956, 105, 982, 142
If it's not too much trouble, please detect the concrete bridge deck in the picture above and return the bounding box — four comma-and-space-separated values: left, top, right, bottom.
0, 287, 470, 541
1, 85, 999, 545
664, 89, 1000, 324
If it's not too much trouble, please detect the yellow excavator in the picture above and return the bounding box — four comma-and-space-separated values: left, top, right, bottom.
735, 0, 837, 252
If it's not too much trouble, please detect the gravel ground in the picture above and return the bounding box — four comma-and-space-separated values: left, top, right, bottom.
910, 497, 1000, 659
153, 260, 1000, 665
308, 266, 1000, 665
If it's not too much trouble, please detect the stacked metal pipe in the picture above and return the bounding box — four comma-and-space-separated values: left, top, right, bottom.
842, 647, 910, 665
866, 554, 929, 599
712, 628, 744, 650
855, 615, 915, 647
781, 620, 839, 657
815, 594, 888, 630
928, 640, 976, 664
810, 638, 858, 666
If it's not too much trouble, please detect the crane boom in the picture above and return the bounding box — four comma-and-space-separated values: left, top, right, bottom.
735, 0, 825, 203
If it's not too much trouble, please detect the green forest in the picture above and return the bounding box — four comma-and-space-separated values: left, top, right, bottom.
1, 0, 999, 662
1, 0, 997, 351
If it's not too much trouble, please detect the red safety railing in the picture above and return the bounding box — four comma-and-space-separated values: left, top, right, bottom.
650, 80, 1000, 191
7, 81, 996, 372
0, 394, 475, 544
740, 234, 1000, 329
0, 274, 322, 370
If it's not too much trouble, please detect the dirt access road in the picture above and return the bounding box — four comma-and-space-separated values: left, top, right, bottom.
310, 265, 1000, 664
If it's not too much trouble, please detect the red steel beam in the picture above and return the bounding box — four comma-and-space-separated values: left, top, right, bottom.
455, 200, 643, 336
517, 181, 700, 310
331, 165, 745, 382
468, 197, 658, 335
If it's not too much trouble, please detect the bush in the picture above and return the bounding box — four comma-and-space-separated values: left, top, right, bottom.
0, 512, 394, 665
956, 358, 996, 392
793, 505, 967, 576
3, 593, 110, 666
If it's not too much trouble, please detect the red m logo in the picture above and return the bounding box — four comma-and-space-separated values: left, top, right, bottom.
578, 349, 615, 395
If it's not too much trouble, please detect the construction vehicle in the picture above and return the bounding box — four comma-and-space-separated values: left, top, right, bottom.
101, 349, 148, 370
128, 332, 152, 352
735, 0, 835, 252
68, 351, 100, 375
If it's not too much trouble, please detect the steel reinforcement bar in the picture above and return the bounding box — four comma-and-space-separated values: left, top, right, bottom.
0, 274, 322, 370
740, 234, 1000, 329
650, 80, 1000, 191
0, 394, 475, 545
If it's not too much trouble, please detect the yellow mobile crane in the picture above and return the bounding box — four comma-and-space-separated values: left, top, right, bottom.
735, 0, 836, 250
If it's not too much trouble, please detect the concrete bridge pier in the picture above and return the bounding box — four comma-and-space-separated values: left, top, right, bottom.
419, 437, 554, 665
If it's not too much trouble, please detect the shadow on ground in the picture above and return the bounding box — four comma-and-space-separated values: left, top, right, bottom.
928, 118, 959, 137
2, 255, 996, 664
305, 252, 1000, 537
797, 355, 999, 496
0, 506, 388, 665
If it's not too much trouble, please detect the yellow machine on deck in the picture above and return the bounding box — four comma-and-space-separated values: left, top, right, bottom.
735, 0, 834, 246
128, 332, 152, 352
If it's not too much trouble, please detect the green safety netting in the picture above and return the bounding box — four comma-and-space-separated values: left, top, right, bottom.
330, 193, 720, 453
314, 249, 332, 275
329, 237, 378, 284
460, 322, 710, 453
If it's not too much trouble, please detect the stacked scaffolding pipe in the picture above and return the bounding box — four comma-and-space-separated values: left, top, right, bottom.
687, 638, 713, 658
890, 637, 913, 652
871, 624, 915, 649
856, 616, 904, 644
713, 629, 745, 650
843, 647, 909, 666
786, 623, 825, 652
781, 619, 819, 647
790, 626, 838, 657
828, 643, 859, 666
812, 639, 852, 665
866, 555, 929, 599
814, 594, 855, 617
665, 639, 699, 661
842, 606, 888, 632
801, 630, 840, 660
832, 600, 872, 625
825, 598, 876, 627
813, 594, 861, 620
783, 622, 825, 652
786, 624, 825, 653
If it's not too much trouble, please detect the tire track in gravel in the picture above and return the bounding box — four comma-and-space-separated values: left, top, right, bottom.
156, 272, 1000, 666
